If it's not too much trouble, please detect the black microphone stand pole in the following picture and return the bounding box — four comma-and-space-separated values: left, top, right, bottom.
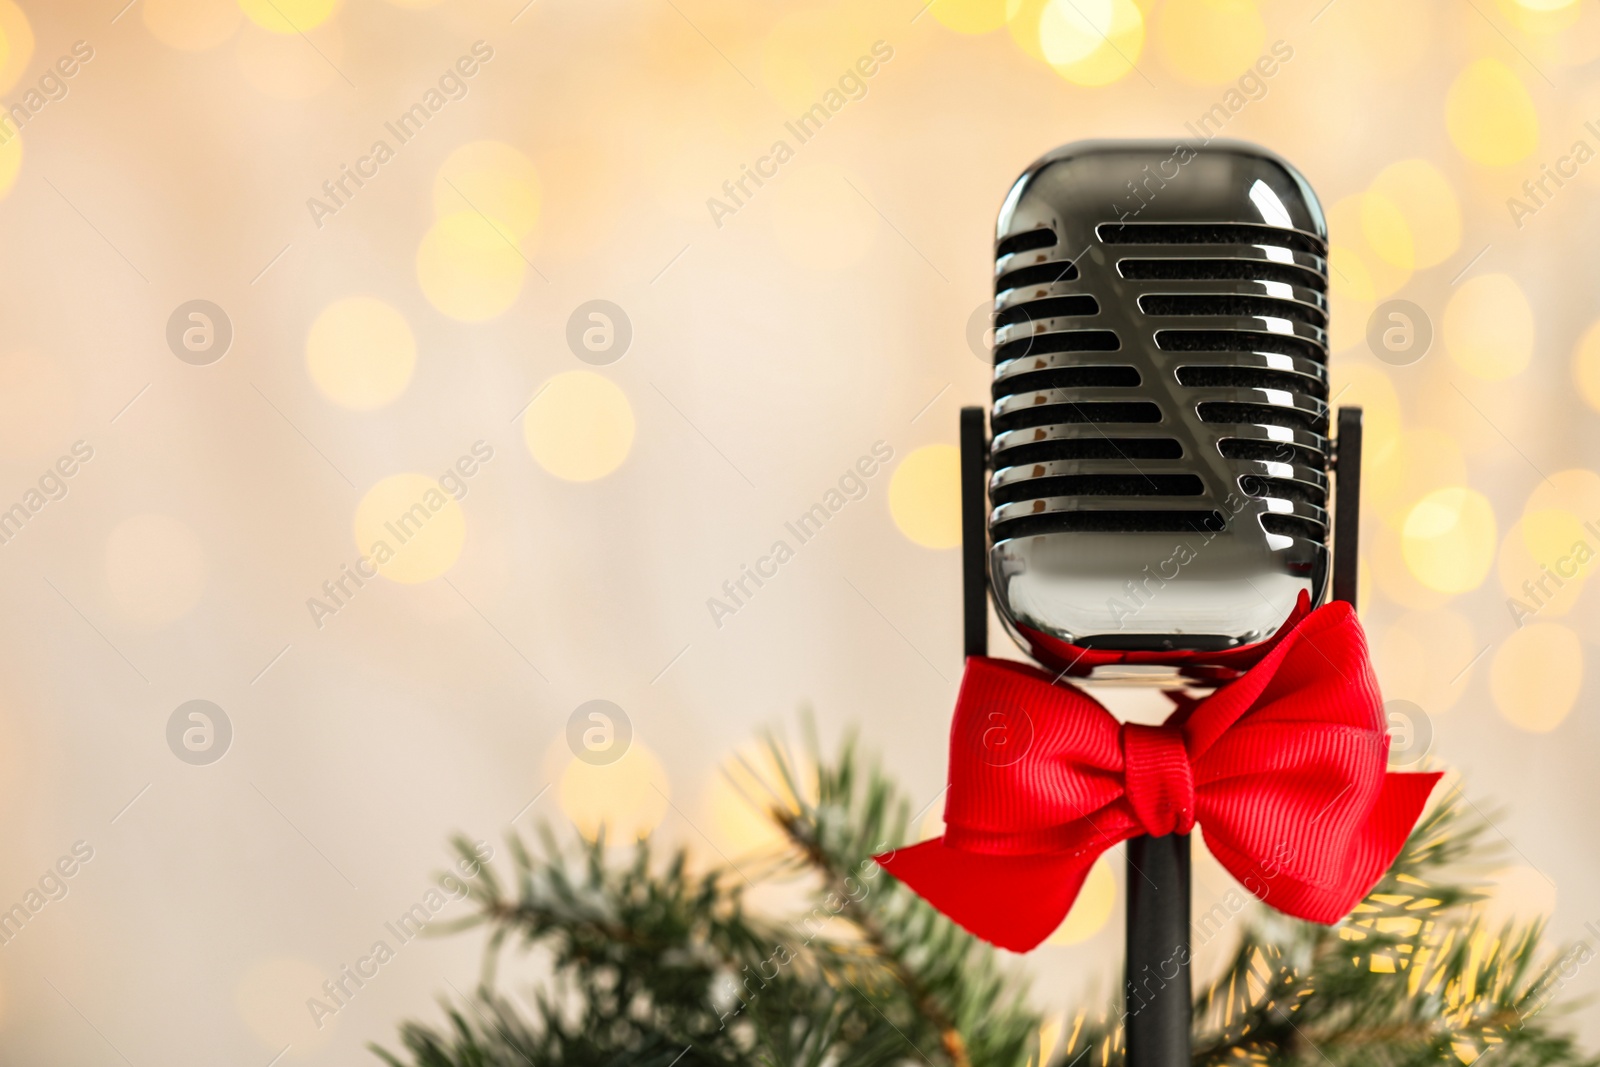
958, 405, 1364, 1067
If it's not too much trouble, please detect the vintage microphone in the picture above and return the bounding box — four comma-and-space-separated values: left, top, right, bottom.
959, 140, 1361, 1066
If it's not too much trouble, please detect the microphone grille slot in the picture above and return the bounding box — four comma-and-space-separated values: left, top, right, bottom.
994, 330, 1119, 362
1098, 222, 1327, 256
991, 509, 1227, 542
990, 216, 1331, 546
993, 402, 1164, 432
1174, 365, 1327, 395
996, 228, 1060, 257
1118, 257, 1326, 290
1195, 402, 1323, 435
995, 260, 1081, 294
1126, 222, 1331, 541
1217, 437, 1324, 468
992, 365, 1141, 395
995, 294, 1099, 326
1260, 512, 1327, 542
1156, 330, 1325, 362
991, 473, 1205, 505
1139, 293, 1326, 330
993, 436, 1183, 466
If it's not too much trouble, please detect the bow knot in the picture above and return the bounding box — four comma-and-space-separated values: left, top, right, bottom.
875, 600, 1442, 953
1121, 723, 1195, 837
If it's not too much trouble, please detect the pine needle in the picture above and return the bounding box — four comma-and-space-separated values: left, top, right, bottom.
375, 727, 1597, 1067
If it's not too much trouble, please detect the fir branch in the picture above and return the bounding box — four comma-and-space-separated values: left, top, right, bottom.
376, 724, 1596, 1067
755, 723, 1041, 1067
374, 727, 1043, 1067
1058, 796, 1600, 1067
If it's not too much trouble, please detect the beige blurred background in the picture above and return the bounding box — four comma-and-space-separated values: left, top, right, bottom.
0, 0, 1596, 1061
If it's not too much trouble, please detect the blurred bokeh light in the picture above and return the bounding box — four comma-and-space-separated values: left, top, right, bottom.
0, 0, 1597, 1062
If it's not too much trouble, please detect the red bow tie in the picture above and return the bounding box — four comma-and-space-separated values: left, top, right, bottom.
875, 601, 1441, 952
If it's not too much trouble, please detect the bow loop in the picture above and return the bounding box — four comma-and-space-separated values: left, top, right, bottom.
1121, 724, 1195, 837
875, 602, 1441, 953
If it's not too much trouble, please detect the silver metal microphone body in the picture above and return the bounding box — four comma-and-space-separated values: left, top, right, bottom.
956, 141, 1349, 1067
987, 140, 1331, 678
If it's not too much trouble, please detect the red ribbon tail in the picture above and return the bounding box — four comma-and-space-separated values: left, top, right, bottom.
1209, 770, 1444, 924
874, 837, 1106, 952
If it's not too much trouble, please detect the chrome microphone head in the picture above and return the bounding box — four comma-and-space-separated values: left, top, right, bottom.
987, 140, 1331, 674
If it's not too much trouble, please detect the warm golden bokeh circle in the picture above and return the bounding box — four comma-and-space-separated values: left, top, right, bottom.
1044, 0, 1144, 86
145, 0, 241, 50
1371, 428, 1467, 532
352, 473, 467, 583
1362, 160, 1462, 271
1446, 58, 1539, 167
0, 1, 34, 96
560, 743, 670, 841
1401, 487, 1497, 594
1525, 468, 1600, 519
1490, 623, 1583, 732
1497, 0, 1581, 36
1499, 516, 1587, 618
1038, 0, 1113, 67
1498, 471, 1600, 617
416, 211, 527, 321
5, 0, 1600, 1044
1443, 273, 1533, 381
235, 19, 344, 98
760, 5, 881, 115
305, 297, 417, 410
1324, 281, 1372, 356
1329, 0, 1434, 79
1047, 856, 1116, 945
1006, 0, 1052, 59
1326, 196, 1412, 302
237, 0, 340, 34
1521, 508, 1589, 566
1153, 0, 1264, 85
1572, 319, 1600, 413
1371, 523, 1454, 611
889, 444, 962, 549
0, 128, 20, 200
433, 141, 542, 240
930, 0, 1010, 34
1328, 364, 1401, 476
1481, 865, 1559, 935
706, 744, 814, 856
523, 371, 635, 482
1374, 609, 1477, 713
